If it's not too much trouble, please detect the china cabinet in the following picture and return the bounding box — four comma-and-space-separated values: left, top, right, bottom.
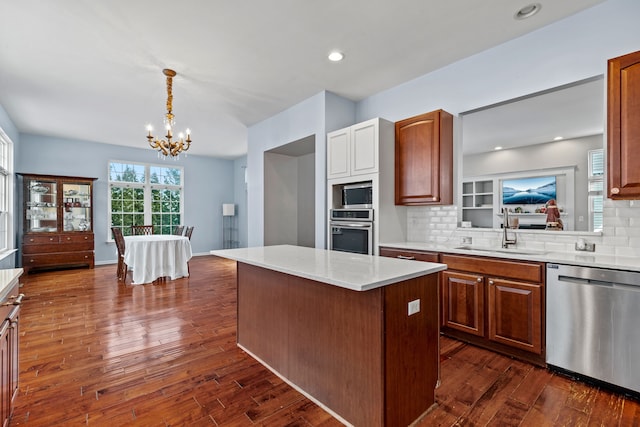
18, 174, 97, 274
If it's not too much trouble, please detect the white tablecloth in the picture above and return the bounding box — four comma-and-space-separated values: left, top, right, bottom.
124, 235, 192, 284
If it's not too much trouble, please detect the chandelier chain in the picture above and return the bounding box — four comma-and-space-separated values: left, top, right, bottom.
146, 68, 191, 158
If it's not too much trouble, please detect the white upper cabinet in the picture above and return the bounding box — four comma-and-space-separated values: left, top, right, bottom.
327, 118, 380, 180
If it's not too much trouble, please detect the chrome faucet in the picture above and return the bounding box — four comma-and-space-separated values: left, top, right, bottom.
502, 208, 517, 249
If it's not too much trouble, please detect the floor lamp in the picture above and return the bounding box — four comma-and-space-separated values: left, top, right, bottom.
222, 203, 235, 249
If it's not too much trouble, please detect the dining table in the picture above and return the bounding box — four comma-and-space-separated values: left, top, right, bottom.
124, 234, 192, 284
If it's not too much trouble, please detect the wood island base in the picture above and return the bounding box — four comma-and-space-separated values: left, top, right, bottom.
236, 262, 440, 426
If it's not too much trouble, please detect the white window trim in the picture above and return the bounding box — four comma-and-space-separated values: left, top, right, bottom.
0, 127, 14, 254
107, 160, 184, 241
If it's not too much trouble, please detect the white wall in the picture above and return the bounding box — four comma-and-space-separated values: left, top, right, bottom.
247, 91, 356, 248
464, 135, 603, 231
247, 0, 640, 254
297, 152, 316, 247
264, 152, 299, 245
356, 0, 640, 123
233, 156, 248, 248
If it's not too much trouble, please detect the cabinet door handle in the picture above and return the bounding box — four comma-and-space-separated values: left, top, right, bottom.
49, 238, 54, 241
67, 237, 71, 241
29, 259, 35, 263
611, 187, 620, 194
397, 255, 416, 260
489, 280, 494, 285
477, 277, 482, 282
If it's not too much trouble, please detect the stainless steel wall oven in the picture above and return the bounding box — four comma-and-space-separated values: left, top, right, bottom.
329, 209, 373, 255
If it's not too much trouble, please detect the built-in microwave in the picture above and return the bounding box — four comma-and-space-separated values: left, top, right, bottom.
342, 181, 373, 208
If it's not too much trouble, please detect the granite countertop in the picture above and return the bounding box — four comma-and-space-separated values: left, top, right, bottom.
380, 242, 640, 273
0, 268, 23, 301
211, 245, 446, 291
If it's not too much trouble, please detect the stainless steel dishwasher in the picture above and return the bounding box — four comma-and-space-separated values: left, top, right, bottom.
547, 263, 640, 394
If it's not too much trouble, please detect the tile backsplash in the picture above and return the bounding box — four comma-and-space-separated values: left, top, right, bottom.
406, 199, 640, 257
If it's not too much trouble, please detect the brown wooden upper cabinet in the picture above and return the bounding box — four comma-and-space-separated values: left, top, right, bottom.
607, 49, 640, 199
394, 109, 453, 205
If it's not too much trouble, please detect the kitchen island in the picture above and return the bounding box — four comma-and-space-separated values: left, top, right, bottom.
210, 245, 447, 427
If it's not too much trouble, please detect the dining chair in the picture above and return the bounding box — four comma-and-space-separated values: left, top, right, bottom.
131, 225, 154, 235
184, 226, 194, 275
111, 227, 128, 282
184, 226, 194, 240
173, 225, 185, 235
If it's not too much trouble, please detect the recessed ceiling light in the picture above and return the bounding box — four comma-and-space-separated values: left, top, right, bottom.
494, 146, 503, 151
554, 136, 563, 141
515, 3, 541, 20
328, 51, 344, 62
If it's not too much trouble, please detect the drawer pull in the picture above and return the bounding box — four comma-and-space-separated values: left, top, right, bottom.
67, 237, 71, 241
489, 280, 494, 285
397, 255, 416, 260
3, 294, 24, 306
50, 238, 54, 241
29, 259, 35, 263
477, 277, 482, 282
29, 238, 35, 242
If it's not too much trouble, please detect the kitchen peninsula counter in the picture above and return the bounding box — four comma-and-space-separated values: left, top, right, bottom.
211, 245, 446, 427
379, 241, 640, 272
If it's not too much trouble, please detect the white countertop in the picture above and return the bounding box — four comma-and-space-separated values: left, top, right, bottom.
380, 242, 640, 273
210, 245, 446, 291
0, 268, 23, 300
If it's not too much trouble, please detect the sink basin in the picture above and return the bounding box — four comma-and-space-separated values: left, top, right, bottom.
454, 246, 547, 255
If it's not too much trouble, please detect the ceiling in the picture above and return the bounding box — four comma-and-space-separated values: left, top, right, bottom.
0, 0, 605, 159
462, 76, 605, 155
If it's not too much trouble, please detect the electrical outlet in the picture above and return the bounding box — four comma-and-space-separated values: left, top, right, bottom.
461, 236, 472, 245
408, 299, 420, 316
575, 240, 596, 252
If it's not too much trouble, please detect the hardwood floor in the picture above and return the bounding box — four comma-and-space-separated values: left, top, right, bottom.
10, 256, 640, 426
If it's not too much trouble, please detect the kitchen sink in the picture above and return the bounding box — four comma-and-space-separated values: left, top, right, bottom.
454, 246, 547, 255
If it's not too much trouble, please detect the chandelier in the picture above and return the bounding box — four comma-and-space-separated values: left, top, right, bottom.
146, 69, 192, 158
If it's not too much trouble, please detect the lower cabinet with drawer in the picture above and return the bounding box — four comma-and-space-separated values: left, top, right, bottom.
440, 253, 545, 366
379, 246, 439, 262
22, 233, 94, 274
0, 270, 24, 426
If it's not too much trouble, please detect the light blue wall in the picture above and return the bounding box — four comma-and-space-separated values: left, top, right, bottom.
16, 134, 238, 264
246, 0, 640, 248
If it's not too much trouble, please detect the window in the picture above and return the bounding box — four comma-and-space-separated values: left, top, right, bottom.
588, 149, 604, 232
0, 128, 13, 253
109, 161, 183, 238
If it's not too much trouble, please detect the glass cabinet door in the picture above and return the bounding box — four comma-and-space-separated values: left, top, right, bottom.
62, 182, 92, 232
25, 178, 58, 233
